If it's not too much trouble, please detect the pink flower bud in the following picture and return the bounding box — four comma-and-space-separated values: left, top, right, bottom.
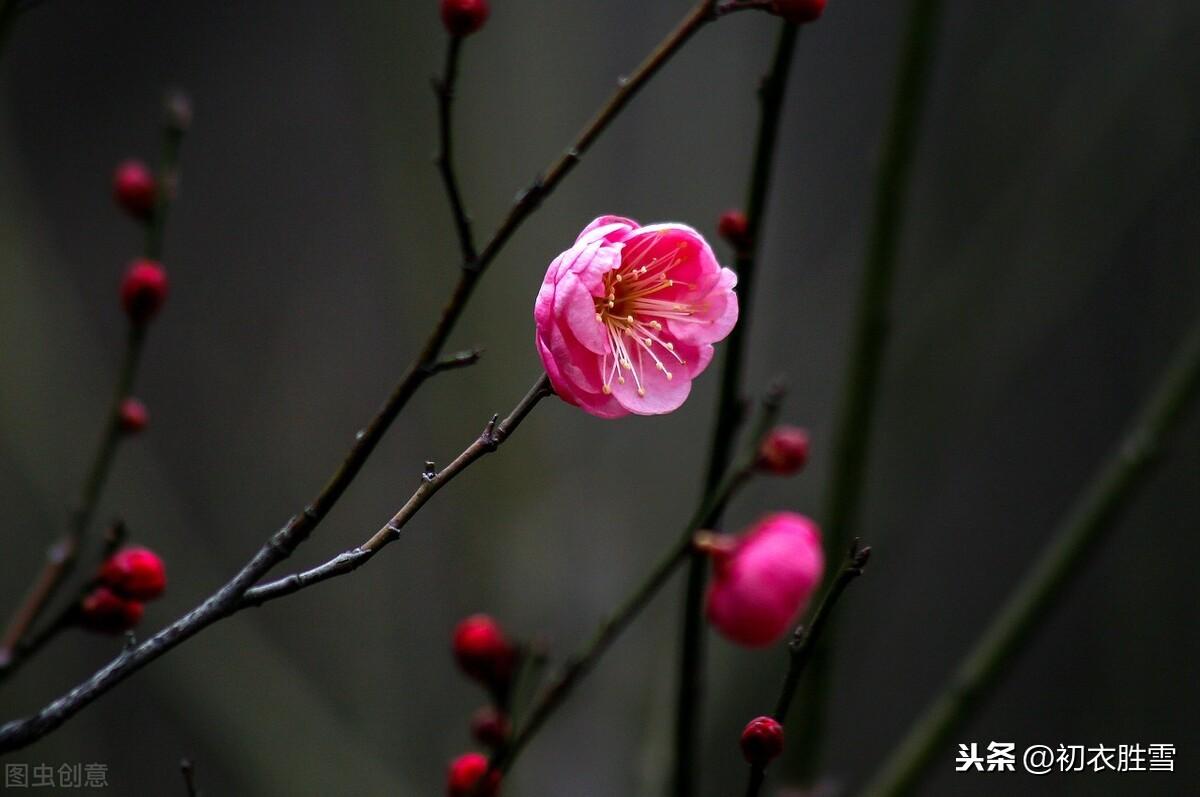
98, 546, 167, 601
757, 426, 809, 475
470, 706, 511, 749
770, 0, 827, 24
446, 752, 500, 797
79, 586, 144, 634
717, 209, 750, 249
440, 0, 490, 37
703, 512, 825, 647
112, 159, 157, 220
453, 614, 515, 691
740, 716, 785, 766
120, 258, 168, 324
118, 397, 149, 434
535, 216, 738, 417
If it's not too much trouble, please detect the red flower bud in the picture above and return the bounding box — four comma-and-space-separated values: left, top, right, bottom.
757, 426, 809, 475
79, 586, 144, 634
770, 0, 827, 24
740, 716, 785, 766
440, 0, 490, 37
446, 752, 500, 797
99, 546, 166, 601
717, 209, 750, 249
120, 259, 168, 324
118, 397, 149, 434
453, 614, 515, 691
112, 159, 157, 220
470, 706, 511, 749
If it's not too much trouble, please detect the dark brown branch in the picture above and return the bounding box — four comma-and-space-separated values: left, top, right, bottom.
675, 20, 801, 796
435, 35, 477, 263
1, 90, 192, 675
0, 292, 148, 674
0, 377, 550, 752
0, 0, 730, 750
240, 375, 552, 607
0, 521, 127, 682
485, 385, 785, 784
744, 539, 872, 797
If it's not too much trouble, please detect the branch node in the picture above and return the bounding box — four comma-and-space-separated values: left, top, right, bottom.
422, 461, 438, 483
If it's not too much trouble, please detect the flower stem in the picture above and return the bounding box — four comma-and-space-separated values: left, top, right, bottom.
435, 34, 477, 263
674, 21, 800, 796
799, 0, 943, 775
0, 0, 731, 748
0, 98, 189, 678
744, 539, 872, 797
490, 387, 785, 783
859, 318, 1200, 797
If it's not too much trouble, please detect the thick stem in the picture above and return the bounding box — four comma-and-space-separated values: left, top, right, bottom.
860, 319, 1200, 797
800, 0, 943, 774
674, 22, 800, 796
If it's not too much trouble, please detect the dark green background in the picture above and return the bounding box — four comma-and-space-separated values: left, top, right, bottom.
1, 1, 1197, 794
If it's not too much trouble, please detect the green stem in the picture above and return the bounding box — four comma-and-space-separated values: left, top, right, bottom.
673, 23, 800, 797
860, 318, 1200, 797
800, 0, 943, 775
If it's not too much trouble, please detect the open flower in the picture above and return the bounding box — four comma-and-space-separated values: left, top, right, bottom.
535, 216, 738, 417
702, 512, 825, 647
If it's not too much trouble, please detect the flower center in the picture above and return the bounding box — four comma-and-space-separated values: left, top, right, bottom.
593, 235, 697, 397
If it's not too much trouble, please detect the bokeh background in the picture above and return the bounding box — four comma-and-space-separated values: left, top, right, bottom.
1, 1, 1198, 794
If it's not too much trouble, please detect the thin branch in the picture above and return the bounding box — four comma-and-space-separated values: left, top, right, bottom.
860, 318, 1200, 797
744, 539, 872, 797
487, 386, 785, 783
0, 292, 147, 673
0, 521, 128, 682
435, 35, 477, 263
240, 375, 552, 607
676, 21, 801, 796
0, 92, 191, 676
0, 0, 733, 750
714, 0, 774, 16
801, 0, 943, 772
0, 376, 552, 752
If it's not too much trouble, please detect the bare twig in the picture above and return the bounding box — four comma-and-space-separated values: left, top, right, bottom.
240, 375, 552, 607
744, 540, 872, 797
676, 21, 801, 796
486, 385, 785, 783
0, 0, 740, 750
0, 377, 552, 752
0, 521, 128, 681
435, 35, 477, 263
0, 89, 192, 674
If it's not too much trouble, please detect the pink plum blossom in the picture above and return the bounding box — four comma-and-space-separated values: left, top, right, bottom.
534, 216, 738, 417
702, 512, 825, 647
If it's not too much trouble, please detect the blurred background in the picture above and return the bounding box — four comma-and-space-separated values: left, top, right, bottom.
1, 1, 1198, 794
